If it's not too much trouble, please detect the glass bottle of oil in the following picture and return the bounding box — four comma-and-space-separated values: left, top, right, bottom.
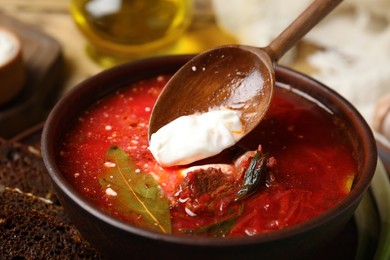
70, 0, 192, 67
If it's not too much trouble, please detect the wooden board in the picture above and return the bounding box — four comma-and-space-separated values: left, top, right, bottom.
0, 13, 64, 138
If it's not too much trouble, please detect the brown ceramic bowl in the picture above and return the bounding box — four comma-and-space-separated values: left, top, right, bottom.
41, 55, 377, 259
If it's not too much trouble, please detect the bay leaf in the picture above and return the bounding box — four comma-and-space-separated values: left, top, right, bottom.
99, 146, 172, 234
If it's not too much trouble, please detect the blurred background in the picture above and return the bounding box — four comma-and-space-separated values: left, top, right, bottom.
0, 0, 389, 145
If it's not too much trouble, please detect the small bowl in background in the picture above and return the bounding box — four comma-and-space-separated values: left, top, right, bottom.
0, 28, 25, 106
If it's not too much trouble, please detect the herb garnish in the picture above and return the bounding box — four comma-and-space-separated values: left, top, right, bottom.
236, 150, 268, 201
182, 205, 244, 237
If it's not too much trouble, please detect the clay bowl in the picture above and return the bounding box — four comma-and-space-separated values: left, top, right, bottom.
41, 55, 377, 259
0, 28, 25, 105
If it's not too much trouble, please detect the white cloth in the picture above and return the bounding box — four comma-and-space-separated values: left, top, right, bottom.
212, 0, 390, 126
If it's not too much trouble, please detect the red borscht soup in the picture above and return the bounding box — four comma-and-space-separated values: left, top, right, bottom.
58, 75, 357, 237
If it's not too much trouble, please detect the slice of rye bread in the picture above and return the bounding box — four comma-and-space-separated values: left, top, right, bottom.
0, 139, 102, 258
0, 138, 57, 202
0, 186, 102, 259
0, 186, 68, 222
0, 210, 102, 259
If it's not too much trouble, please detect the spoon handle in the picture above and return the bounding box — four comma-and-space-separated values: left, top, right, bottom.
265, 0, 343, 62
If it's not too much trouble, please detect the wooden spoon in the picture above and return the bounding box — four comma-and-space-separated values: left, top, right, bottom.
149, 0, 343, 139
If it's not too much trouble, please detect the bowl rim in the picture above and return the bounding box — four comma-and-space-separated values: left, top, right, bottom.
41, 54, 377, 247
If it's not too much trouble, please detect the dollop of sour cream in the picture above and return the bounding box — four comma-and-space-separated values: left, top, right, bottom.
148, 109, 243, 167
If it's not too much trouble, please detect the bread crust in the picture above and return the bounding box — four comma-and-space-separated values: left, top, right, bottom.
0, 139, 101, 259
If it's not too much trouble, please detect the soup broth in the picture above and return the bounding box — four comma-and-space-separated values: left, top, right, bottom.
58, 75, 357, 237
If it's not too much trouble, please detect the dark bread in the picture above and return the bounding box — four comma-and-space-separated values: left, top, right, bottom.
0, 138, 102, 259
0, 210, 101, 259
0, 138, 57, 201
0, 186, 67, 222
0, 186, 101, 259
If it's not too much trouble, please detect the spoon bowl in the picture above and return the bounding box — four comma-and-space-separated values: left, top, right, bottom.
148, 45, 274, 138
149, 0, 343, 139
